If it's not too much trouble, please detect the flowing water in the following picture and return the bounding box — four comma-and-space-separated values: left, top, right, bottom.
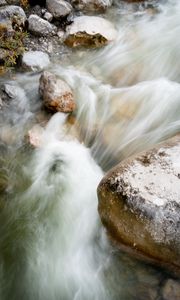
0, 0, 180, 299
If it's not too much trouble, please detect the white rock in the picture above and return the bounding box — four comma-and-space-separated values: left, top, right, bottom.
43, 11, 53, 22
21, 51, 50, 72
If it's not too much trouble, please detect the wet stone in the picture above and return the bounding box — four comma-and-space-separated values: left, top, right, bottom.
39, 71, 76, 113
98, 135, 180, 276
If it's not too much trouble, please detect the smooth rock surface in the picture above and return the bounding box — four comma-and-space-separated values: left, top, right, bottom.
46, 0, 73, 19
39, 71, 76, 113
65, 16, 117, 48
71, 0, 112, 12
28, 14, 56, 36
21, 51, 50, 71
98, 135, 180, 275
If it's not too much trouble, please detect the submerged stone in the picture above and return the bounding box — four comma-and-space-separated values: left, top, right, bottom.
98, 135, 180, 275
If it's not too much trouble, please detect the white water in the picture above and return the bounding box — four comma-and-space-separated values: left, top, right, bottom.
0, 0, 180, 299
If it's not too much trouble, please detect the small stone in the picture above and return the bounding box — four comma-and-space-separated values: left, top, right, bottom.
21, 51, 50, 71
3, 84, 19, 98
28, 14, 56, 36
46, 0, 73, 19
43, 11, 53, 22
39, 71, 76, 113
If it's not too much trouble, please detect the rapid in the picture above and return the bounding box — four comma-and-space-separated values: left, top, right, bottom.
0, 0, 180, 299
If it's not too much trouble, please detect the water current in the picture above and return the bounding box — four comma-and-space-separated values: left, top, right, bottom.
0, 0, 180, 299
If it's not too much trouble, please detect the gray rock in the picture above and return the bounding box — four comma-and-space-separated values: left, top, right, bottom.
0, 5, 26, 26
65, 16, 117, 48
98, 135, 180, 275
0, 83, 24, 106
43, 11, 53, 22
46, 0, 73, 19
28, 14, 56, 36
162, 279, 180, 300
21, 51, 50, 71
39, 71, 76, 113
71, 0, 112, 12
2, 83, 25, 99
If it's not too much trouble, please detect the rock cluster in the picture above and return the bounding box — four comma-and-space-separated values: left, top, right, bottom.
0, 0, 117, 69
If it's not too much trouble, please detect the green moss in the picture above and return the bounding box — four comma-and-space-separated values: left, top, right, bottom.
0, 24, 27, 68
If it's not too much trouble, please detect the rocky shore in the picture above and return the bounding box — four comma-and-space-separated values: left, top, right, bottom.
0, 0, 120, 70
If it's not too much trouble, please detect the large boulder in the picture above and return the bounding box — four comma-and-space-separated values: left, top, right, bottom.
98, 135, 180, 275
46, 0, 73, 19
64, 16, 117, 48
71, 0, 112, 12
28, 14, 57, 36
39, 71, 76, 113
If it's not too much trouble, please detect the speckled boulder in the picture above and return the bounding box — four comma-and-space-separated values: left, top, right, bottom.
98, 135, 180, 275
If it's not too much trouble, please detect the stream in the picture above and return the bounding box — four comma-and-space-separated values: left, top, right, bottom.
0, 0, 180, 299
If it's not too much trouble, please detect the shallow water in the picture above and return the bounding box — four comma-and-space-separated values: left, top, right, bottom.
0, 0, 180, 299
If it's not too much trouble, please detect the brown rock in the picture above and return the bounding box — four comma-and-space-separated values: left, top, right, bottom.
39, 71, 76, 113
